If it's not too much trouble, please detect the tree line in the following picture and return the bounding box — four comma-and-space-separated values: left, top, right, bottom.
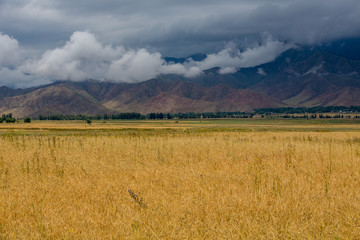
37, 112, 255, 120
38, 112, 144, 120
0, 113, 16, 123
254, 106, 360, 114
35, 112, 254, 120
1, 106, 360, 123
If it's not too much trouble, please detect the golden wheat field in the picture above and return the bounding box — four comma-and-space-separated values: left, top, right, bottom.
0, 119, 360, 239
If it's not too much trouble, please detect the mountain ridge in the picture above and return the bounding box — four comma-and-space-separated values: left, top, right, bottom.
1, 47, 360, 118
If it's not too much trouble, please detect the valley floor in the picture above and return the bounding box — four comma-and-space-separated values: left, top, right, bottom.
0, 119, 359, 239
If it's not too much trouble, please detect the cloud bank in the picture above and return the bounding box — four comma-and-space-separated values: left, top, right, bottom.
1, 0, 359, 56
0, 31, 293, 88
0, 0, 358, 87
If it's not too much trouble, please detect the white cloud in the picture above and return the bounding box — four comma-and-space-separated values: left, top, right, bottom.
0, 31, 205, 87
20, 31, 125, 81
0, 31, 293, 88
188, 35, 293, 73
159, 64, 202, 78
107, 49, 164, 82
257, 68, 266, 76
218, 67, 237, 74
0, 32, 22, 67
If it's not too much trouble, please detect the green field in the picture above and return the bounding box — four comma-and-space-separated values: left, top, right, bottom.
1, 118, 360, 135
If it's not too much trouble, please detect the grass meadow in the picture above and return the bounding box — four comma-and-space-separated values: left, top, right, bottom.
0, 119, 360, 239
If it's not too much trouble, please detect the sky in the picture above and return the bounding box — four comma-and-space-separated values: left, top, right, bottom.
1, 0, 360, 88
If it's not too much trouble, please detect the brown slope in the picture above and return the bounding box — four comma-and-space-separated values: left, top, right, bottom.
0, 84, 109, 118
58, 80, 132, 101
106, 92, 212, 113
202, 85, 286, 112
102, 79, 205, 111
103, 80, 285, 113
300, 87, 360, 107
248, 50, 360, 105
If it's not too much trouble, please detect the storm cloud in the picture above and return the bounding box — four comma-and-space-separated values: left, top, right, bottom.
0, 0, 360, 87
0, 31, 292, 88
1, 0, 360, 55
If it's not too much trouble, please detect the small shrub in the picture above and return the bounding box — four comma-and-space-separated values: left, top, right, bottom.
24, 117, 31, 123
5, 117, 16, 123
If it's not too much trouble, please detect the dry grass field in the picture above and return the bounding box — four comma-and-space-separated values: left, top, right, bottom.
0, 119, 360, 239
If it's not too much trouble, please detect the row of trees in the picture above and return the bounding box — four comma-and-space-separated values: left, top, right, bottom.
170, 112, 254, 119
0, 113, 31, 123
36, 112, 256, 120
148, 112, 255, 119
0, 113, 16, 123
255, 106, 360, 114
37, 111, 359, 120
38, 113, 144, 121
277, 114, 351, 119
2, 106, 360, 123
149, 113, 171, 119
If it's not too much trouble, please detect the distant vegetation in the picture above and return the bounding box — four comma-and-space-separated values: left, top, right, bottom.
35, 106, 360, 120
23, 117, 31, 123
254, 106, 360, 114
1, 106, 360, 123
37, 112, 144, 121
0, 113, 16, 123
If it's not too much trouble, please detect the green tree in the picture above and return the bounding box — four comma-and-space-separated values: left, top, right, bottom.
5, 118, 16, 123
3, 113, 16, 123
24, 117, 31, 123
149, 113, 156, 119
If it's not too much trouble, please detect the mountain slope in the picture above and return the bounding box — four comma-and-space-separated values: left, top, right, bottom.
251, 50, 360, 106
102, 79, 284, 113
0, 84, 109, 117
0, 79, 285, 117
187, 48, 360, 106
0, 47, 360, 118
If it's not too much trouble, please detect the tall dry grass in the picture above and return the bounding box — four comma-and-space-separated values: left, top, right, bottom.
0, 131, 359, 239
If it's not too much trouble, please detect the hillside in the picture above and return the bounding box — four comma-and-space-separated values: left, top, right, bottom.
0, 48, 360, 118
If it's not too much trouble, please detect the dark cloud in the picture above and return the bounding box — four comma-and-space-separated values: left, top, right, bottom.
1, 0, 359, 56
0, 0, 359, 87
246, 0, 360, 44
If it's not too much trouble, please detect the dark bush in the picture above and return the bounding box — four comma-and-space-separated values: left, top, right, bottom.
24, 117, 31, 123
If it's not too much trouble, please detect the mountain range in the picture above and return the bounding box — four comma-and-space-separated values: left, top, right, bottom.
1, 46, 360, 118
